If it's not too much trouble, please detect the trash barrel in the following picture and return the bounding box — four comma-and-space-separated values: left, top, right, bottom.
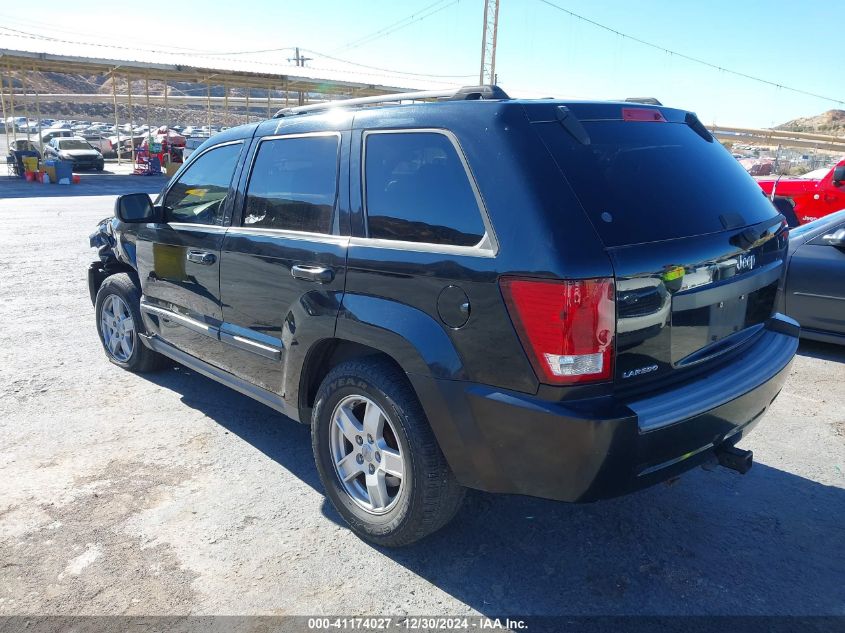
55, 161, 73, 183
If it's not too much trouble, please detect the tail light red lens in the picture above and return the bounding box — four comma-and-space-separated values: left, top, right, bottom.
500, 277, 616, 385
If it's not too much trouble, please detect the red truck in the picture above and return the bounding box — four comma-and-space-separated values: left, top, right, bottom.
756, 158, 845, 226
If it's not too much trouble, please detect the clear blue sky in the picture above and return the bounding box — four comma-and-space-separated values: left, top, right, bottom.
1, 0, 841, 127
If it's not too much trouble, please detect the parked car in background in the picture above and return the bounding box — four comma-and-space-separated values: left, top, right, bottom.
107, 135, 146, 157
44, 136, 104, 171
777, 209, 845, 344
84, 134, 114, 156
19, 119, 48, 133
181, 126, 208, 137
85, 124, 111, 135
5, 116, 27, 130
756, 158, 845, 226
87, 88, 798, 546
740, 158, 774, 176
40, 128, 74, 144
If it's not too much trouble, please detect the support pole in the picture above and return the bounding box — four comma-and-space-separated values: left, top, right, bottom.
9, 64, 17, 144
245, 87, 250, 124
0, 71, 10, 151
127, 74, 135, 169
164, 78, 169, 132
111, 68, 121, 166
145, 74, 151, 136
267, 83, 271, 119
206, 80, 211, 132
22, 70, 31, 145
285, 79, 289, 108
33, 66, 42, 154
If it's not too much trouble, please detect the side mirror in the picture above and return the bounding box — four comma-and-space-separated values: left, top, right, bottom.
115, 193, 159, 223
833, 165, 845, 186
822, 227, 845, 247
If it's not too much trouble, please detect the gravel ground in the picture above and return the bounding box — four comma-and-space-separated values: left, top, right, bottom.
0, 182, 843, 618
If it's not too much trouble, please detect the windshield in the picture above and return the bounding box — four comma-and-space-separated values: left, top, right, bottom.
537, 119, 780, 246
58, 140, 93, 150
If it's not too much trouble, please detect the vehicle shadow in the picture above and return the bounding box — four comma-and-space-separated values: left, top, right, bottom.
141, 364, 845, 616
141, 365, 325, 494
373, 465, 845, 616
797, 339, 845, 363
0, 174, 164, 198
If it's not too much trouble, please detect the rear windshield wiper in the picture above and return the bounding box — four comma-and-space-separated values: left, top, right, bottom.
685, 112, 713, 142
555, 106, 591, 145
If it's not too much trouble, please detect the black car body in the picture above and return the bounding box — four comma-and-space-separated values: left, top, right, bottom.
88, 87, 799, 544
777, 209, 845, 344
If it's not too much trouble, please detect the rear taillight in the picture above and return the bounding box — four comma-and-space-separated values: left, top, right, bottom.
500, 277, 615, 385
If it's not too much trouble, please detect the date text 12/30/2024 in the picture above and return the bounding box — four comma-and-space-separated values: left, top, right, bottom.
307, 617, 528, 630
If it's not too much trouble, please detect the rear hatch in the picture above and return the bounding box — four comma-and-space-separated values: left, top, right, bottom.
529, 102, 789, 390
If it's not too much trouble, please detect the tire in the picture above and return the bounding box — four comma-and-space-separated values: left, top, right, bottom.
772, 197, 800, 227
312, 358, 465, 546
95, 273, 167, 373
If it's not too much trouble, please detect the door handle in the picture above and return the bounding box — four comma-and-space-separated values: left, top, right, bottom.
187, 250, 217, 265
291, 264, 334, 283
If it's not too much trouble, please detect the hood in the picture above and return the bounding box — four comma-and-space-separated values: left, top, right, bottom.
61, 149, 100, 158
754, 175, 819, 195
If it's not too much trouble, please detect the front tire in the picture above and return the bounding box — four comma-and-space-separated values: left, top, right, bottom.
95, 273, 167, 373
312, 359, 465, 547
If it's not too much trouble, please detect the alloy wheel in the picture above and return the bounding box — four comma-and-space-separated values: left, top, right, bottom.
329, 395, 406, 515
100, 294, 135, 362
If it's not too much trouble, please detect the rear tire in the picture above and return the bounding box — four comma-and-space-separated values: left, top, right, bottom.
95, 273, 167, 373
312, 358, 465, 547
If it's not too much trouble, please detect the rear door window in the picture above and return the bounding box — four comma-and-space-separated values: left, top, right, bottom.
537, 118, 778, 246
243, 134, 339, 233
364, 131, 485, 247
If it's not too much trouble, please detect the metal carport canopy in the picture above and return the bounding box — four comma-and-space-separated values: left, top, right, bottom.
0, 34, 428, 96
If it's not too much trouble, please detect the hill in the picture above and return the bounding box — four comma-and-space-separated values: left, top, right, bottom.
776, 109, 845, 136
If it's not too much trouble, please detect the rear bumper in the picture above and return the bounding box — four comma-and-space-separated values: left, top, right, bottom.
412, 313, 799, 502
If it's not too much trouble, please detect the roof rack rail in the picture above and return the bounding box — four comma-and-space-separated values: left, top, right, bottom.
273, 84, 510, 118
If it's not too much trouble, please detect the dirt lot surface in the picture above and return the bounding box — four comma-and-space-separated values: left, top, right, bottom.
1, 182, 843, 618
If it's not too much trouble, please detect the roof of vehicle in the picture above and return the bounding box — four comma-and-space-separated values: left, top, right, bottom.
271, 85, 680, 121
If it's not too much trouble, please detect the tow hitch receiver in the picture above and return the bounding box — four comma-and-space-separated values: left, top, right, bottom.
716, 445, 753, 474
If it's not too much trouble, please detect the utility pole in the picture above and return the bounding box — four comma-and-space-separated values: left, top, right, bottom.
479, 0, 500, 85
288, 47, 313, 106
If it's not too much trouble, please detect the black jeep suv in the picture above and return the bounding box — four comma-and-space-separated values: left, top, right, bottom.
88, 86, 799, 546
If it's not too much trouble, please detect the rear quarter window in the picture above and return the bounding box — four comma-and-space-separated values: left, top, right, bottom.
537, 119, 779, 246
364, 131, 486, 247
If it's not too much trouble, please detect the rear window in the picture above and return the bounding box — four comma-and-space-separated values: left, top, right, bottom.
537, 119, 779, 246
